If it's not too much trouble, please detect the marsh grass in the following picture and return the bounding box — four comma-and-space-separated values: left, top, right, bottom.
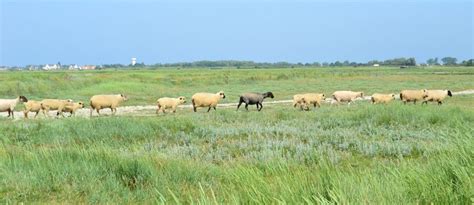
1, 102, 473, 203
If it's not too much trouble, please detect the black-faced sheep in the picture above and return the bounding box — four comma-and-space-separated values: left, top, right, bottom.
191, 91, 225, 112
90, 94, 128, 117
237, 92, 274, 111
0, 96, 28, 118
157, 96, 186, 114
422, 90, 452, 105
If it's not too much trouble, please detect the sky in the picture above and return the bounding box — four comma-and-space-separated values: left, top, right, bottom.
0, 0, 472, 66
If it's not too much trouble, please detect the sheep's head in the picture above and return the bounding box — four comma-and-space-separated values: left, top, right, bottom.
218, 91, 225, 99
120, 94, 128, 101
447, 90, 452, 97
391, 93, 396, 99
358, 92, 364, 98
321, 94, 326, 100
78, 101, 85, 108
266, 92, 274, 98
178, 96, 186, 104
19, 96, 28, 103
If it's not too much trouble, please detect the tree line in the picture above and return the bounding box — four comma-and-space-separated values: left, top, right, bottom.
103, 57, 472, 69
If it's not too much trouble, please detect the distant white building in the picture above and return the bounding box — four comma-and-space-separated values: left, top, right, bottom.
373, 64, 380, 67
68, 64, 80, 70
80, 65, 96, 70
42, 64, 60, 70
131, 57, 137, 66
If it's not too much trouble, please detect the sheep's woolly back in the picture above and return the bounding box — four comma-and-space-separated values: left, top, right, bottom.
400, 90, 426, 101
192, 92, 224, 107
90, 94, 126, 108
371, 93, 395, 104
0, 98, 22, 112
24, 100, 42, 112
332, 91, 363, 102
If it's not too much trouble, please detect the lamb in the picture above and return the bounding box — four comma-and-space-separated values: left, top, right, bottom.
371, 93, 396, 104
332, 91, 364, 104
301, 93, 326, 110
90, 94, 128, 117
191, 91, 226, 112
422, 90, 452, 105
237, 92, 274, 111
400, 89, 427, 104
156, 96, 186, 114
63, 101, 85, 116
40, 99, 74, 117
0, 96, 28, 119
23, 100, 43, 119
292, 94, 305, 110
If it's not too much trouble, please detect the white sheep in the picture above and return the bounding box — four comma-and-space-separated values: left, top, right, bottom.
40, 99, 74, 117
90, 94, 128, 117
400, 89, 427, 104
371, 93, 396, 104
0, 96, 28, 119
301, 93, 326, 110
156, 96, 186, 114
63, 101, 85, 116
422, 90, 452, 105
292, 94, 305, 110
23, 100, 43, 119
332, 91, 364, 105
191, 91, 226, 112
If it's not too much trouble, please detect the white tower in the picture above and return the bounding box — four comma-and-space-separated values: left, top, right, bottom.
131, 57, 137, 66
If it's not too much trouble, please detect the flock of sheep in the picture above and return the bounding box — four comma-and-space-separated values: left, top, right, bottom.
0, 89, 453, 119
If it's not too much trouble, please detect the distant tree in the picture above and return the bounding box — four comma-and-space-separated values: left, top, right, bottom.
407, 57, 416, 66
461, 59, 473, 66
426, 58, 439, 65
441, 57, 457, 65
322, 62, 329, 67
312, 62, 321, 67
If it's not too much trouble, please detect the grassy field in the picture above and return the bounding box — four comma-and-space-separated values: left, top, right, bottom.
1, 67, 473, 203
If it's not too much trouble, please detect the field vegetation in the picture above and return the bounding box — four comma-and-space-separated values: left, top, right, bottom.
1, 66, 473, 203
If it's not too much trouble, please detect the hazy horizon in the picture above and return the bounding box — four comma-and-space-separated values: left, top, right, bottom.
1, 0, 472, 66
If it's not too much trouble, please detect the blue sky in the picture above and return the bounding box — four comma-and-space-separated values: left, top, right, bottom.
1, 0, 472, 66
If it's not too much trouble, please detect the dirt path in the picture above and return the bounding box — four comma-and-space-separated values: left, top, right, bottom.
6, 89, 474, 120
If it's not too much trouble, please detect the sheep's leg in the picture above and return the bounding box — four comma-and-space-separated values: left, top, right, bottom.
34, 111, 40, 119
43, 108, 50, 118
156, 105, 161, 114
236, 101, 243, 111
90, 108, 94, 117
213, 106, 217, 111
258, 103, 263, 111
438, 101, 442, 105
207, 107, 211, 112
245, 103, 249, 111
96, 108, 101, 116
23, 110, 29, 119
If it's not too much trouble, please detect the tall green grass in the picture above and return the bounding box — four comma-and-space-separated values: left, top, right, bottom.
1, 103, 473, 203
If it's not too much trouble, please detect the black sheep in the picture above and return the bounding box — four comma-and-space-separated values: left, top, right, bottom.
237, 92, 274, 111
